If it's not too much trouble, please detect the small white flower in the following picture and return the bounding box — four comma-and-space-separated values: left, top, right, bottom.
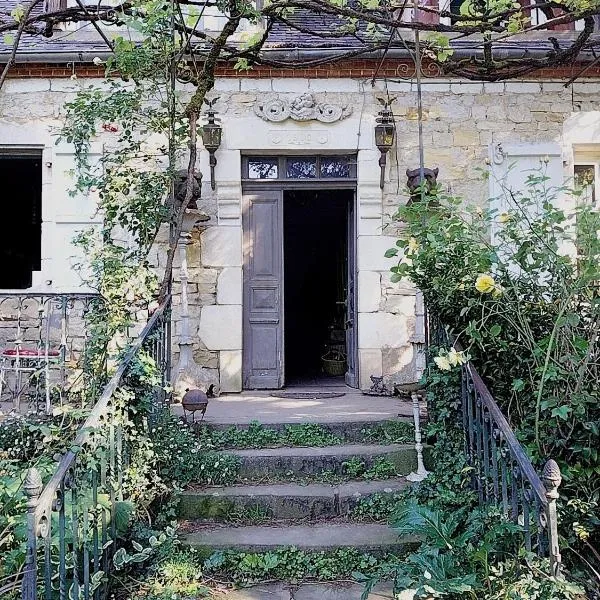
70, 73, 78, 80
92, 56, 104, 66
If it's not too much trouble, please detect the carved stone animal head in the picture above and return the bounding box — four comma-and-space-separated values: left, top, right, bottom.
406, 167, 439, 202
174, 169, 202, 209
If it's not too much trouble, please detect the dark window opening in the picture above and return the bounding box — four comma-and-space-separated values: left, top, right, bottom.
0, 153, 42, 289
284, 189, 351, 384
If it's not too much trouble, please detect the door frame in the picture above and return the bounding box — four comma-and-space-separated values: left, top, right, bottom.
242, 177, 358, 389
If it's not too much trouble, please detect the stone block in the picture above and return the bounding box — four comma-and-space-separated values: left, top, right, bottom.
453, 129, 480, 147
357, 236, 398, 271
358, 271, 381, 313
272, 79, 311, 92
382, 295, 415, 316
201, 226, 242, 267
359, 348, 382, 390
483, 82, 505, 93
382, 345, 414, 377
217, 267, 242, 304
220, 350, 242, 392
309, 79, 360, 93
4, 79, 51, 93
450, 83, 483, 94
505, 82, 541, 94
199, 305, 242, 350
358, 312, 408, 348
214, 78, 241, 92
241, 79, 273, 92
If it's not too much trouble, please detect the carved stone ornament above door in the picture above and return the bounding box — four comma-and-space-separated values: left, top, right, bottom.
254, 93, 353, 123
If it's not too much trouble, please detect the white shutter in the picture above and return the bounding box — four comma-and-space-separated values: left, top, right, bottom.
488, 142, 564, 244
49, 143, 103, 291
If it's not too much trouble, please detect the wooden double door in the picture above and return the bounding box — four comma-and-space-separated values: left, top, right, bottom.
242, 185, 357, 389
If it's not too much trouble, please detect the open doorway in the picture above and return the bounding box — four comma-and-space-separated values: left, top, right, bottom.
284, 189, 354, 386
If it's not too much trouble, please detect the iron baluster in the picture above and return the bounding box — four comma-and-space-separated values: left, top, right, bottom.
482, 408, 491, 502
92, 469, 100, 600
490, 425, 500, 502
522, 481, 532, 552
21, 469, 42, 600
71, 473, 80, 600
58, 483, 67, 600
510, 462, 519, 523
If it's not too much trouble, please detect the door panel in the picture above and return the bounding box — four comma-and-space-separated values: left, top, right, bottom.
243, 189, 284, 389
345, 193, 358, 388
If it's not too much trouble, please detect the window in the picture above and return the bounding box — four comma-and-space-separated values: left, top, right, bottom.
0, 152, 42, 289
574, 163, 597, 204
243, 155, 357, 181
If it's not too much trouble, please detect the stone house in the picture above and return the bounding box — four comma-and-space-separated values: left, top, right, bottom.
1, 5, 600, 395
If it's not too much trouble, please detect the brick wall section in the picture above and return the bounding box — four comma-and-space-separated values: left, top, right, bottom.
7, 59, 600, 79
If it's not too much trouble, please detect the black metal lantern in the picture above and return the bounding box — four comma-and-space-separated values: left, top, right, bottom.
201, 98, 222, 190
375, 100, 396, 189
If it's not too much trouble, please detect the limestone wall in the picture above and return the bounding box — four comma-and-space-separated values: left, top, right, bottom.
2, 75, 600, 392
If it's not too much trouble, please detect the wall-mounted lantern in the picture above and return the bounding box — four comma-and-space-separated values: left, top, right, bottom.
201, 98, 222, 191
374, 98, 396, 189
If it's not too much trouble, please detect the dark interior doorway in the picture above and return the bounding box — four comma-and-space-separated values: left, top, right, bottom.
0, 154, 42, 289
284, 189, 352, 385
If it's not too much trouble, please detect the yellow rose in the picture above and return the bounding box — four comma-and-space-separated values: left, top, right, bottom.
448, 348, 467, 367
499, 212, 510, 223
475, 274, 496, 294
407, 237, 419, 253
434, 355, 452, 371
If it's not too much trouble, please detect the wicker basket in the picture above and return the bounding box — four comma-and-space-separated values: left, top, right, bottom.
321, 355, 347, 376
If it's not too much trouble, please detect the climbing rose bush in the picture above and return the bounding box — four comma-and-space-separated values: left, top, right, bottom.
387, 167, 600, 585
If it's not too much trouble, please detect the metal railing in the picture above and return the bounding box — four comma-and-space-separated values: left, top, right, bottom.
19, 297, 171, 600
429, 317, 562, 576
0, 292, 101, 414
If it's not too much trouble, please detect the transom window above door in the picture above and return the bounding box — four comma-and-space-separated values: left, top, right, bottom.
243, 155, 357, 181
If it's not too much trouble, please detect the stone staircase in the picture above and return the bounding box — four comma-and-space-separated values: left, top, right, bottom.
176, 388, 423, 599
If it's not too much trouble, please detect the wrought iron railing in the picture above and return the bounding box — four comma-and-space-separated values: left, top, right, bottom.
0, 293, 101, 414
429, 317, 562, 577
18, 297, 171, 600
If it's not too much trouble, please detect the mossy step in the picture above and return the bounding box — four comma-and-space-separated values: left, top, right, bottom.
179, 478, 409, 521
203, 418, 415, 444
227, 443, 424, 479
220, 581, 414, 599
180, 522, 415, 555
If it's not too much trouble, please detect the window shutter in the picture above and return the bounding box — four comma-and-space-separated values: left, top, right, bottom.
488, 142, 563, 244
49, 143, 103, 291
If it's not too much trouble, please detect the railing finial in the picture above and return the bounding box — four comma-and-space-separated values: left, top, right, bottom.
22, 468, 42, 600
542, 459, 562, 577
542, 459, 561, 499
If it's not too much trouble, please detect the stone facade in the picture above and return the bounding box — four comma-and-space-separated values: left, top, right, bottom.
2, 75, 600, 392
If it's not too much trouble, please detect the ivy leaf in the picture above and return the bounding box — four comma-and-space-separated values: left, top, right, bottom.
489, 324, 502, 337
551, 405, 571, 420
385, 248, 399, 258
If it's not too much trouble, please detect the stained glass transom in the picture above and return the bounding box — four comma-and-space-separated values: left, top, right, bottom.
320, 156, 351, 178
286, 157, 317, 179
248, 158, 279, 179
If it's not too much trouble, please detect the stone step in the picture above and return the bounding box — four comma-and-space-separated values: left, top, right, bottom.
204, 417, 415, 444
229, 443, 420, 480
218, 582, 415, 599
179, 478, 409, 521
180, 522, 414, 554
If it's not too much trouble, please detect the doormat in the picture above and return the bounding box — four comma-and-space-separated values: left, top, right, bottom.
270, 391, 346, 400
